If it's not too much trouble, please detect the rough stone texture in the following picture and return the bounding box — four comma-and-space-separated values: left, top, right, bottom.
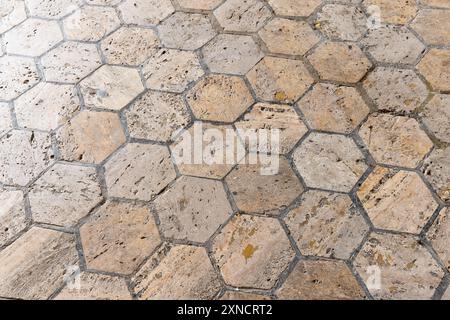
420, 0, 450, 8
220, 291, 271, 300
443, 287, 450, 300
362, 0, 418, 24
427, 208, 450, 270
212, 215, 295, 289
177, 0, 222, 10
422, 147, 450, 202
80, 201, 161, 275
420, 94, 450, 144
0, 56, 39, 100
411, 9, 450, 46
267, 0, 321, 17
118, 0, 174, 26
0, 0, 27, 34
214, 0, 272, 32
0, 188, 27, 247
418, 49, 450, 92
24, 0, 82, 19
0, 103, 12, 136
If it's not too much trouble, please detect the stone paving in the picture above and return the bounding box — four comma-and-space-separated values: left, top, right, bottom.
0, 0, 449, 300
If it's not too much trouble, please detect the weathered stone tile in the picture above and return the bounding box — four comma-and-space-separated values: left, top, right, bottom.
186, 75, 254, 123
125, 91, 191, 142
362, 0, 418, 24
79, 65, 144, 111
15, 82, 80, 131
427, 208, 450, 269
420, 0, 450, 8
56, 111, 126, 164
420, 95, 450, 144
29, 163, 102, 227
411, 9, 450, 46
247, 57, 314, 103
267, 0, 321, 17
118, 0, 174, 26
286, 191, 368, 259
355, 232, 444, 299
443, 286, 450, 300
359, 114, 433, 168
0, 130, 54, 186
220, 291, 271, 300
85, 0, 121, 4
154, 176, 232, 243
422, 147, 450, 202
0, 227, 78, 299
202, 34, 263, 75
80, 201, 161, 274
214, 0, 272, 32
298, 83, 369, 133
277, 260, 365, 300
25, 0, 82, 19
418, 49, 450, 92
104, 143, 176, 201
41, 42, 102, 83
0, 56, 39, 101
0, 104, 12, 137
177, 0, 222, 10
0, 0, 26, 34
0, 188, 27, 247
212, 215, 295, 289
293, 133, 367, 192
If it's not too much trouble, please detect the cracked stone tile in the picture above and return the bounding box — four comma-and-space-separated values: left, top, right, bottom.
285, 190, 369, 259
214, 0, 272, 33
187, 75, 254, 123
247, 57, 314, 103
154, 176, 232, 243
293, 133, 367, 192
0, 103, 12, 137
359, 114, 433, 168
362, 68, 428, 113
420, 0, 450, 8
0, 188, 27, 247
0, 130, 54, 186
143, 48, 204, 93
63, 6, 120, 42
79, 65, 144, 111
277, 260, 366, 300
220, 291, 271, 300
125, 91, 191, 142
267, 0, 322, 17
418, 49, 450, 92
422, 147, 450, 202
427, 207, 450, 270
362, 0, 418, 24
411, 9, 450, 46
258, 18, 319, 56
133, 244, 221, 300
101, 27, 160, 66
104, 143, 176, 201
118, 0, 174, 26
80, 201, 161, 275
355, 232, 444, 300
157, 12, 217, 50
25, 0, 82, 19
361, 25, 426, 64
41, 42, 102, 83
212, 215, 295, 289
29, 163, 102, 227
56, 111, 126, 164
0, 56, 39, 101
0, 227, 78, 299
0, 0, 26, 34
308, 42, 372, 83
358, 167, 438, 234
298, 83, 370, 134
420, 94, 450, 144
235, 103, 308, 154
177, 0, 222, 10
54, 272, 131, 300
15, 82, 80, 131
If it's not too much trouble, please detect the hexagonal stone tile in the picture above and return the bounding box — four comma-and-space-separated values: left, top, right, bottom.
267, 0, 321, 17
79, 65, 144, 111
143, 49, 204, 93
0, 188, 27, 247
29, 163, 102, 227
202, 34, 263, 75
214, 0, 272, 32
63, 6, 120, 42
411, 9, 450, 46
358, 167, 438, 234
277, 260, 365, 300
226, 157, 303, 214
293, 133, 367, 192
14, 82, 80, 131
56, 111, 126, 164
362, 0, 418, 24
308, 42, 371, 83
177, 0, 222, 10
104, 143, 176, 201
186, 75, 254, 123
212, 215, 295, 289
132, 244, 221, 300
0, 130, 53, 186
361, 25, 425, 64
41, 42, 102, 83
157, 12, 217, 50
422, 147, 450, 202
420, 0, 450, 8
286, 191, 369, 259
235, 103, 308, 154
363, 68, 428, 113
258, 18, 319, 56
355, 232, 444, 300
427, 208, 450, 270
24, 0, 82, 19
54, 272, 131, 300
0, 0, 26, 34
220, 291, 271, 300
125, 91, 191, 142
420, 95, 450, 144
118, 0, 174, 26
418, 49, 450, 92
0, 56, 39, 101
359, 114, 433, 168
154, 176, 232, 243
298, 83, 369, 134
0, 103, 12, 137
80, 201, 161, 275
0, 227, 78, 299
247, 57, 314, 103
101, 27, 160, 66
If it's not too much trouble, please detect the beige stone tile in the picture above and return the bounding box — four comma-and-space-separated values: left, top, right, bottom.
418, 49, 450, 92
362, 0, 418, 24
118, 0, 174, 26
0, 188, 27, 247
267, 0, 321, 17
220, 291, 271, 300
420, 0, 450, 8
85, 0, 121, 4
0, 0, 26, 34
420, 94, 450, 144
411, 9, 450, 46
422, 147, 450, 202
24, 0, 82, 19
0, 103, 12, 137
442, 286, 450, 300
0, 56, 39, 100
177, 0, 222, 10
427, 208, 450, 269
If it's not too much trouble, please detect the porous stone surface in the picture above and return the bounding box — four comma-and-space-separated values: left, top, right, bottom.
422, 147, 450, 202
411, 9, 450, 46
267, 0, 322, 17
220, 291, 271, 300
0, 0, 27, 34
118, 0, 174, 26
177, 0, 222, 10
214, 0, 272, 32
427, 208, 450, 270
418, 49, 450, 92
362, 0, 418, 24
420, 95, 450, 144
0, 56, 39, 100
0, 104, 12, 137
24, 0, 82, 19
0, 188, 27, 247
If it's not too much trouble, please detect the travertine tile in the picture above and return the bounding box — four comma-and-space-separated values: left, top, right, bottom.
214, 0, 272, 32
420, 95, 450, 144
420, 0, 450, 8
0, 56, 39, 100
362, 0, 418, 24
220, 291, 271, 300
118, 0, 174, 26
267, 0, 322, 17
422, 147, 450, 202
418, 49, 450, 92
177, 0, 222, 10
25, 0, 82, 19
0, 104, 12, 137
0, 188, 27, 247
411, 9, 450, 46
0, 0, 26, 34
427, 208, 450, 270
85, 0, 121, 4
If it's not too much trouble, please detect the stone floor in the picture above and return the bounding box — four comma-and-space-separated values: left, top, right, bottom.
0, 0, 449, 300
